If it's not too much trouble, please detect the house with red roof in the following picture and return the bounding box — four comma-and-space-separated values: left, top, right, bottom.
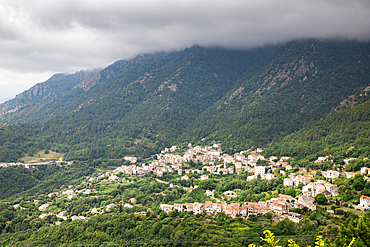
359, 196, 370, 209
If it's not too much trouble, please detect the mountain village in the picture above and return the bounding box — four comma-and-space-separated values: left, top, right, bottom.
75, 143, 370, 221
3, 142, 370, 225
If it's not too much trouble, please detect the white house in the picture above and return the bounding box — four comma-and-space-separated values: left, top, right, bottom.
108, 175, 119, 181
284, 178, 294, 187
359, 196, 370, 209
315, 156, 329, 163
124, 156, 137, 163
323, 170, 339, 179
344, 172, 355, 179
173, 203, 184, 212
361, 167, 370, 175
160, 204, 174, 214
71, 216, 86, 221
263, 174, 275, 180
269, 156, 278, 163
254, 166, 265, 176
224, 191, 238, 197
38, 204, 50, 211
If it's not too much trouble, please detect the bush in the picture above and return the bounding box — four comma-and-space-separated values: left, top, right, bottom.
335, 208, 345, 215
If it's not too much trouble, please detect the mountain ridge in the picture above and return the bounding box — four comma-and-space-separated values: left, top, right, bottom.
0, 69, 100, 118
0, 39, 370, 161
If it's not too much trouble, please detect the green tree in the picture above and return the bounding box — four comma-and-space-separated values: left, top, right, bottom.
315, 193, 327, 205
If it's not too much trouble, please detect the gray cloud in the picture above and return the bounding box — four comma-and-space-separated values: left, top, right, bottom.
0, 0, 370, 99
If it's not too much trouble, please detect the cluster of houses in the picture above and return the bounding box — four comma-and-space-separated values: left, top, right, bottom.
38, 210, 87, 225
7, 143, 370, 220
107, 144, 366, 214
159, 178, 341, 219
296, 180, 338, 210
110, 144, 294, 181
0, 158, 73, 169
284, 175, 339, 210
283, 175, 308, 187
302, 180, 339, 197
0, 162, 37, 169
46, 185, 96, 200
160, 194, 303, 222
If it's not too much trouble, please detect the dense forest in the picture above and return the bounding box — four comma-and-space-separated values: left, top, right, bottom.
264, 91, 370, 167
0, 165, 94, 200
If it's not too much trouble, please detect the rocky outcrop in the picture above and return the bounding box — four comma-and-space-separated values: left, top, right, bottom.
0, 69, 99, 117
76, 70, 102, 91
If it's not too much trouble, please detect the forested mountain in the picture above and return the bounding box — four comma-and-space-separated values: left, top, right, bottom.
0, 52, 180, 124
0, 39, 370, 162
0, 69, 100, 118
2, 39, 370, 246
264, 86, 370, 167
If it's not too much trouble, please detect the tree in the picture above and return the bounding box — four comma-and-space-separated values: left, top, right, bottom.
315, 193, 327, 204
274, 219, 296, 235
248, 214, 258, 222
352, 174, 366, 191
331, 214, 370, 247
169, 209, 179, 218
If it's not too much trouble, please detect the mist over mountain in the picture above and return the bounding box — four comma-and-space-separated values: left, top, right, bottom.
1, 1, 370, 245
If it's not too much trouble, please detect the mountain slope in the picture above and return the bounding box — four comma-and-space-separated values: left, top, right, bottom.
0, 52, 180, 124
183, 40, 370, 151
0, 69, 99, 118
0, 39, 370, 161
264, 86, 370, 165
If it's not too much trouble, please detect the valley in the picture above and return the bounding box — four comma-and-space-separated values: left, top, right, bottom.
1, 39, 370, 246
1, 140, 370, 246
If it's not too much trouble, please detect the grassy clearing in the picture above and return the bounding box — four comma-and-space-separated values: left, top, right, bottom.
98, 181, 129, 194
342, 206, 365, 216
21, 150, 64, 163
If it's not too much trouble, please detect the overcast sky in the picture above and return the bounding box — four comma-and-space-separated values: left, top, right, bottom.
1, 0, 370, 102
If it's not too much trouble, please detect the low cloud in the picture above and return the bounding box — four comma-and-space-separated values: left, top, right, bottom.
0, 0, 369, 99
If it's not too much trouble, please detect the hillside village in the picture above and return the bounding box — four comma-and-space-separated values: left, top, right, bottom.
3, 142, 370, 226
93, 143, 370, 220
1, 33, 370, 245
2, 141, 370, 247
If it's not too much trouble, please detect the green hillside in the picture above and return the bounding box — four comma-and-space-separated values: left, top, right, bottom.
0, 165, 93, 200
0, 39, 370, 162
264, 88, 370, 169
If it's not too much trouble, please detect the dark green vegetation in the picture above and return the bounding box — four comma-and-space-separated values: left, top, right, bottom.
0, 201, 367, 246
0, 165, 94, 200
264, 89, 370, 169
0, 39, 370, 162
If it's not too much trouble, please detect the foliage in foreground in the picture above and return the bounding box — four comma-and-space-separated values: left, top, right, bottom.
256, 215, 370, 247
0, 210, 369, 247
